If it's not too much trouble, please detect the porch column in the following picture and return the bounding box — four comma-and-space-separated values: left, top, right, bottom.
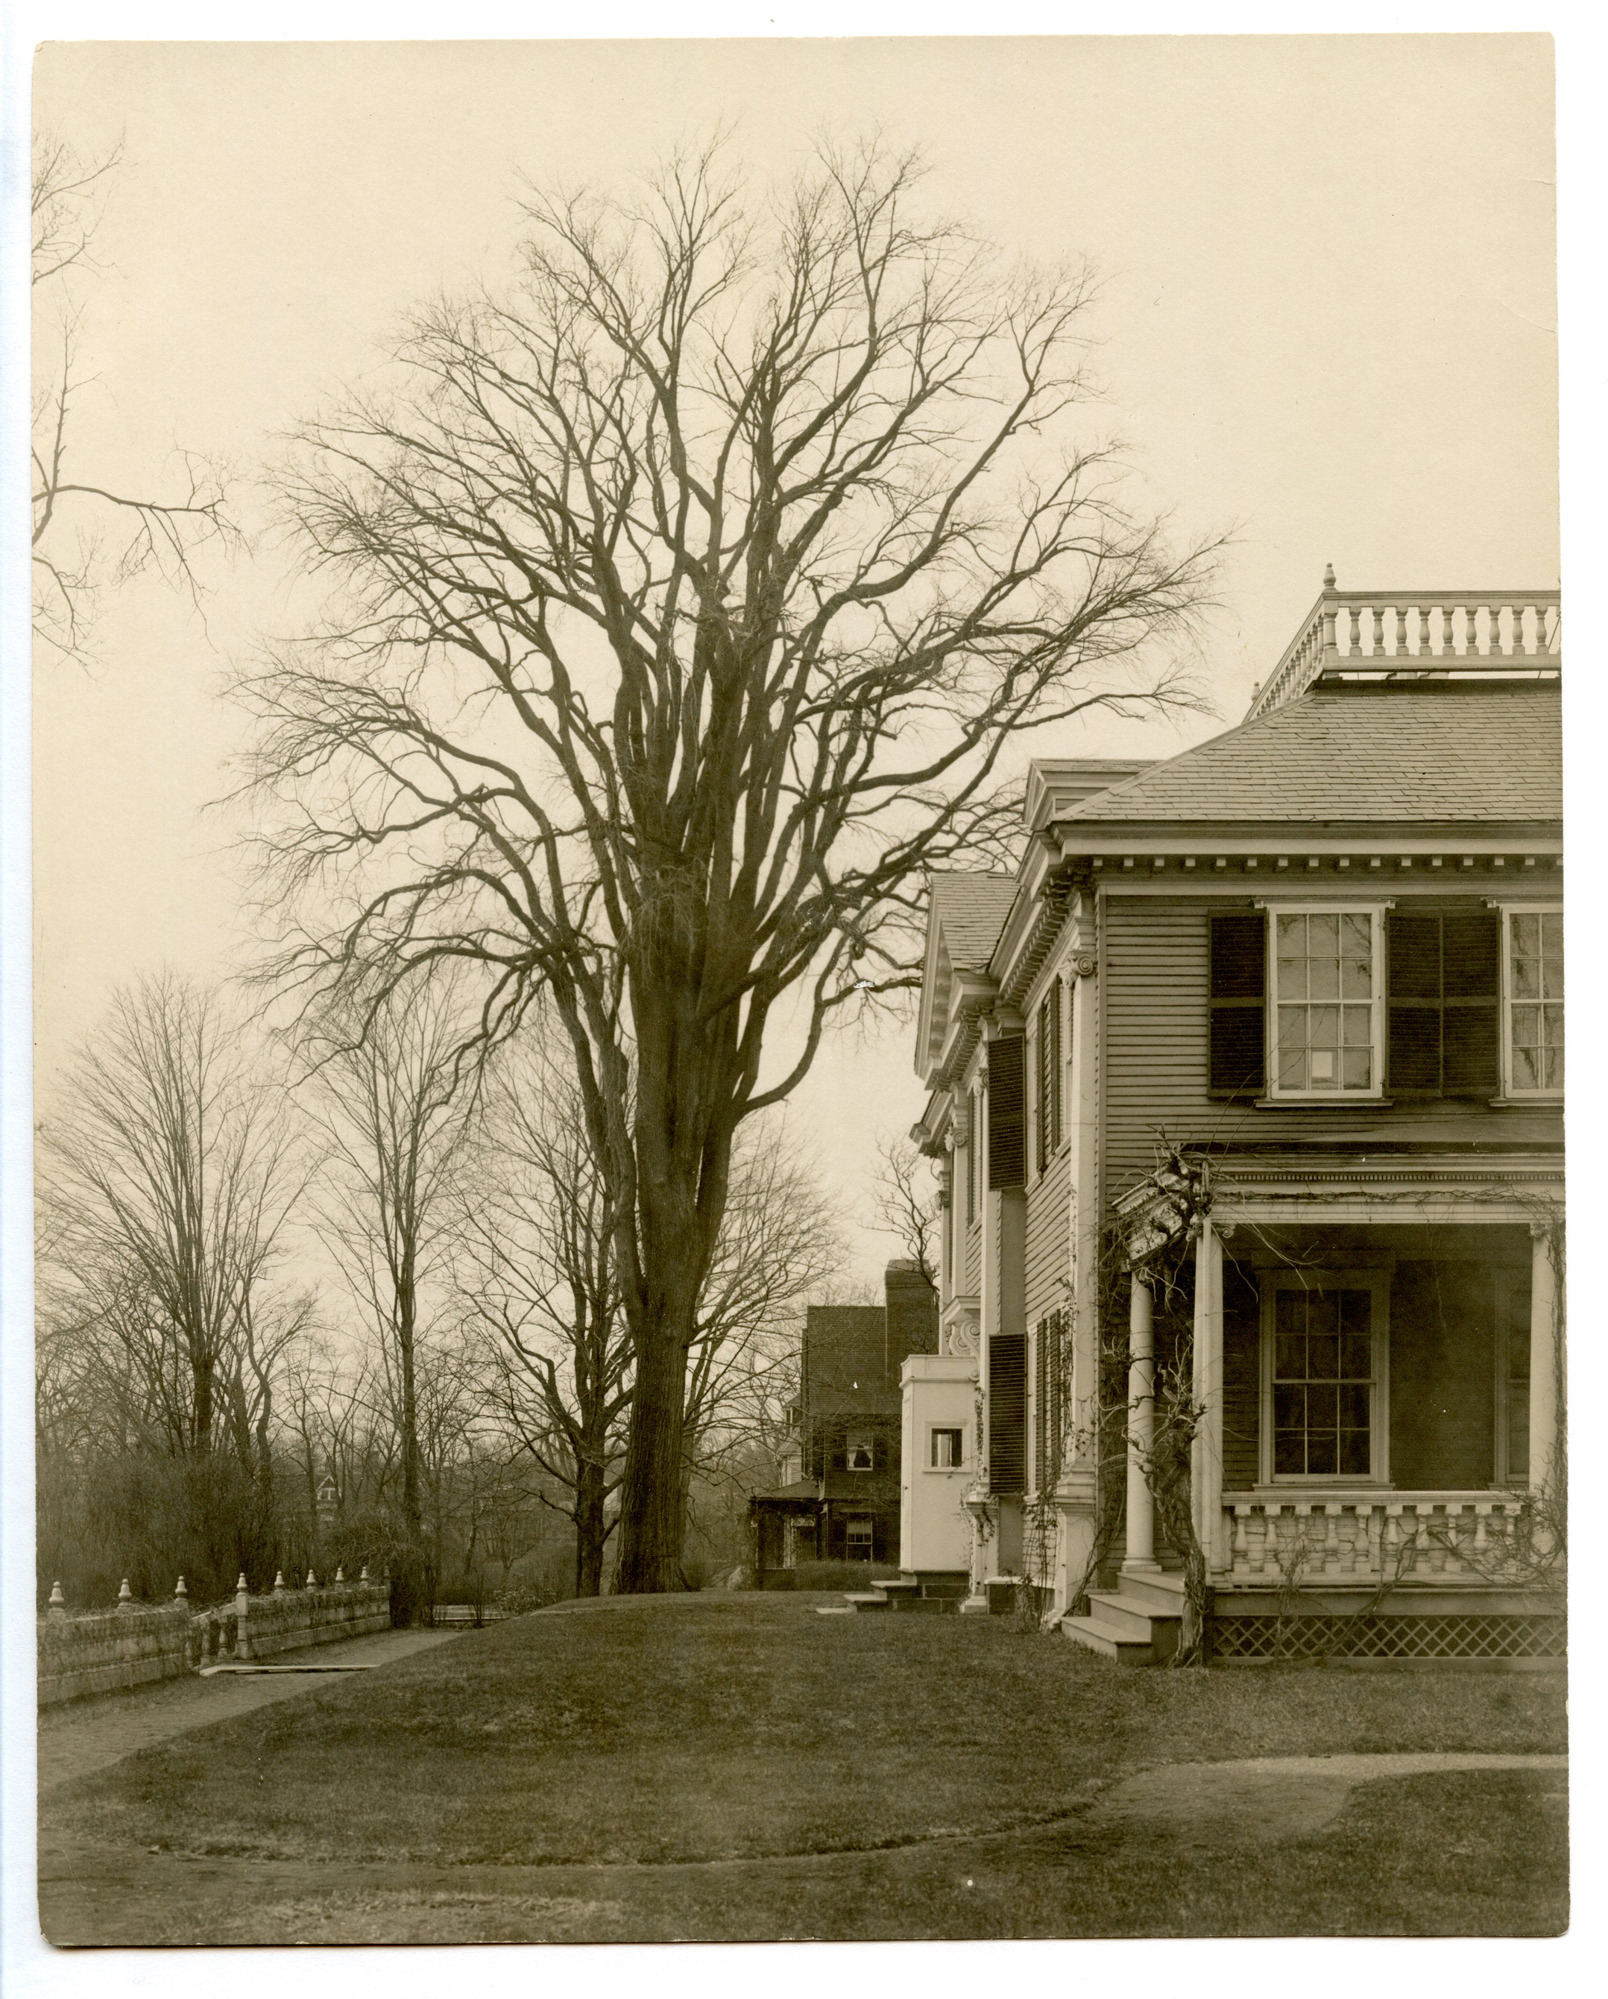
1189, 1218, 1226, 1572
1528, 1221, 1560, 1493
1124, 1273, 1158, 1570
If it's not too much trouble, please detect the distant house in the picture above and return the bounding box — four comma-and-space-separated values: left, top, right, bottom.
750, 1262, 938, 1581
902, 572, 1564, 1664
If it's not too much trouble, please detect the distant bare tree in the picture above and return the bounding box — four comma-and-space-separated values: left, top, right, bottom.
242, 136, 1215, 1587
304, 984, 480, 1620
870, 1134, 937, 1287
36, 974, 310, 1596
32, 128, 235, 663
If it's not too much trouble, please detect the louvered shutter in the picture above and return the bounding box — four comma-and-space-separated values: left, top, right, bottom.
989, 1332, 1027, 1494
1049, 1309, 1065, 1474
1441, 906, 1501, 1097
1209, 913, 1266, 1098
1388, 912, 1444, 1093
1033, 1317, 1048, 1490
987, 1035, 1026, 1190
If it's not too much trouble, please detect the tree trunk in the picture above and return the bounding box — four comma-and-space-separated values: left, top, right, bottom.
574, 1451, 609, 1597
613, 1321, 692, 1592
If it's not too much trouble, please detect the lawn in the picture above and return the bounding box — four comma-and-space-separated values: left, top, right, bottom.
41, 1592, 1568, 1941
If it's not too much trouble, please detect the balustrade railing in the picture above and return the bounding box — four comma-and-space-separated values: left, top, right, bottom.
1247, 579, 1561, 718
1223, 1492, 1531, 1585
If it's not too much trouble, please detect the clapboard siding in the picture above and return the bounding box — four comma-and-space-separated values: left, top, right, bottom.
1101, 895, 1563, 1206
1024, 1143, 1071, 1324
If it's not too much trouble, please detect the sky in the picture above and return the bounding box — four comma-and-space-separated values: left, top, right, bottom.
31, 35, 1559, 1291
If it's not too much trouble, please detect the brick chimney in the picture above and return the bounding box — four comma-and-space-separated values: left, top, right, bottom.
883, 1258, 939, 1382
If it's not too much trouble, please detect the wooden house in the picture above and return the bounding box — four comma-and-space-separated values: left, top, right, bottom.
904, 575, 1564, 1665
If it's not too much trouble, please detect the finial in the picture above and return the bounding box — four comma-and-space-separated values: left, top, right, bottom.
174, 1576, 188, 1600
359, 1564, 370, 1582
48, 1580, 65, 1609
117, 1578, 133, 1607
306, 1569, 317, 1588
1323, 562, 1337, 590
334, 1566, 345, 1584
273, 1570, 286, 1593
237, 1572, 249, 1593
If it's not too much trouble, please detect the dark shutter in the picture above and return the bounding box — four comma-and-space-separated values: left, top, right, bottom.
989, 1332, 1027, 1494
1388, 912, 1444, 1093
1386, 906, 1500, 1098
1209, 913, 1266, 1098
1033, 1317, 1048, 1490
1049, 1309, 1065, 1473
1442, 906, 1501, 1097
987, 1035, 1026, 1190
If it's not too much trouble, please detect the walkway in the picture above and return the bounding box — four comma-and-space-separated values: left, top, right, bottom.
37, 1627, 460, 1794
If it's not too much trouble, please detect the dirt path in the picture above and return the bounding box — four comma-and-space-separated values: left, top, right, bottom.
37, 1627, 463, 1794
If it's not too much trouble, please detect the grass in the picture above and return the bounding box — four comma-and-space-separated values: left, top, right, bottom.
45, 1590, 1566, 1882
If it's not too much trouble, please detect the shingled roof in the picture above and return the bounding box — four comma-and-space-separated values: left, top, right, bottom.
927, 872, 1018, 970
1054, 687, 1561, 827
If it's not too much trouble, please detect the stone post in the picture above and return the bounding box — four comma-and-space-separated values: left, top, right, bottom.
234, 1572, 252, 1660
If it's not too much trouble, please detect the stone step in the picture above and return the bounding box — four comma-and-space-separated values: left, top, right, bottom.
815, 1605, 856, 1616
958, 1595, 991, 1615
869, 1577, 921, 1594
884, 1593, 951, 1614
1059, 1613, 1157, 1665
842, 1592, 892, 1611
1083, 1590, 1164, 1643
1115, 1569, 1189, 1617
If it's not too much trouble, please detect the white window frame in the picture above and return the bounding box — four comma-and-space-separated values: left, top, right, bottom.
1498, 902, 1564, 1102
927, 1424, 966, 1471
1259, 1268, 1391, 1486
1263, 903, 1389, 1103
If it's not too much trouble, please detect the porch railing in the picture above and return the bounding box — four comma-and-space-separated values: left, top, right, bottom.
1222, 1492, 1531, 1585
1247, 583, 1561, 718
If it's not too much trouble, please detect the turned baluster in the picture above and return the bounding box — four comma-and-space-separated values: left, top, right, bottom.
1321, 1504, 1339, 1574
1369, 605, 1385, 657
1416, 604, 1431, 657
1347, 605, 1362, 657
1231, 1507, 1249, 1574
1251, 1508, 1270, 1575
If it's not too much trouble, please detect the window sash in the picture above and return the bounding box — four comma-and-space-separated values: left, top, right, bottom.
1502, 905, 1564, 1098
1266, 906, 1386, 1100
1259, 1272, 1390, 1484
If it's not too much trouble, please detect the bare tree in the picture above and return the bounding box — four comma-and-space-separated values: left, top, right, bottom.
463, 1043, 634, 1596
32, 129, 235, 663
37, 974, 309, 1596
869, 1134, 937, 1287
240, 137, 1216, 1589
304, 983, 480, 1620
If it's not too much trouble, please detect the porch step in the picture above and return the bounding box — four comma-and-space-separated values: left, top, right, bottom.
1114, 1569, 1189, 1617
1083, 1589, 1170, 1644
1059, 1613, 1158, 1665
869, 1577, 921, 1595
841, 1591, 892, 1612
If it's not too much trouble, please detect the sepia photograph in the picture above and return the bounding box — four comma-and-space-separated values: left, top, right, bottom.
19, 25, 1570, 1950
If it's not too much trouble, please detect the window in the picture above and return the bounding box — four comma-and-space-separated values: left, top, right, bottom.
1270, 909, 1384, 1097
1260, 1272, 1389, 1483
845, 1516, 874, 1559
1503, 906, 1564, 1097
1035, 978, 1063, 1171
844, 1431, 875, 1472
930, 1426, 964, 1469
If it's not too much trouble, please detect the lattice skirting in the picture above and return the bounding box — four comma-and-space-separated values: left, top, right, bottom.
1210, 1610, 1566, 1661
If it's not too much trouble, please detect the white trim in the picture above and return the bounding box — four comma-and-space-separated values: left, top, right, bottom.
1498, 902, 1564, 1102
1259, 1267, 1391, 1487
1263, 903, 1388, 1101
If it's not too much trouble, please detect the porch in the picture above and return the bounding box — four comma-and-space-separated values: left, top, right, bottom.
1080, 1158, 1565, 1665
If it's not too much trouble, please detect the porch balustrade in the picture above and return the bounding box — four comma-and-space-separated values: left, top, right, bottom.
1248, 584, 1561, 718
1223, 1493, 1530, 1585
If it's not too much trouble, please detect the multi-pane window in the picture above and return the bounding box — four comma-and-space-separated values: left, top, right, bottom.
1271, 910, 1381, 1095
1506, 907, 1564, 1095
845, 1516, 874, 1559
1270, 1285, 1376, 1478
844, 1431, 875, 1471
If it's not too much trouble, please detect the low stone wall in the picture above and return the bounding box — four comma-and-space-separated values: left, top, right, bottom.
37, 1579, 393, 1707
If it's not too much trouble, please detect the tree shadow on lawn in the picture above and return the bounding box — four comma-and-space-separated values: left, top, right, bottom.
41, 1767, 1567, 1943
